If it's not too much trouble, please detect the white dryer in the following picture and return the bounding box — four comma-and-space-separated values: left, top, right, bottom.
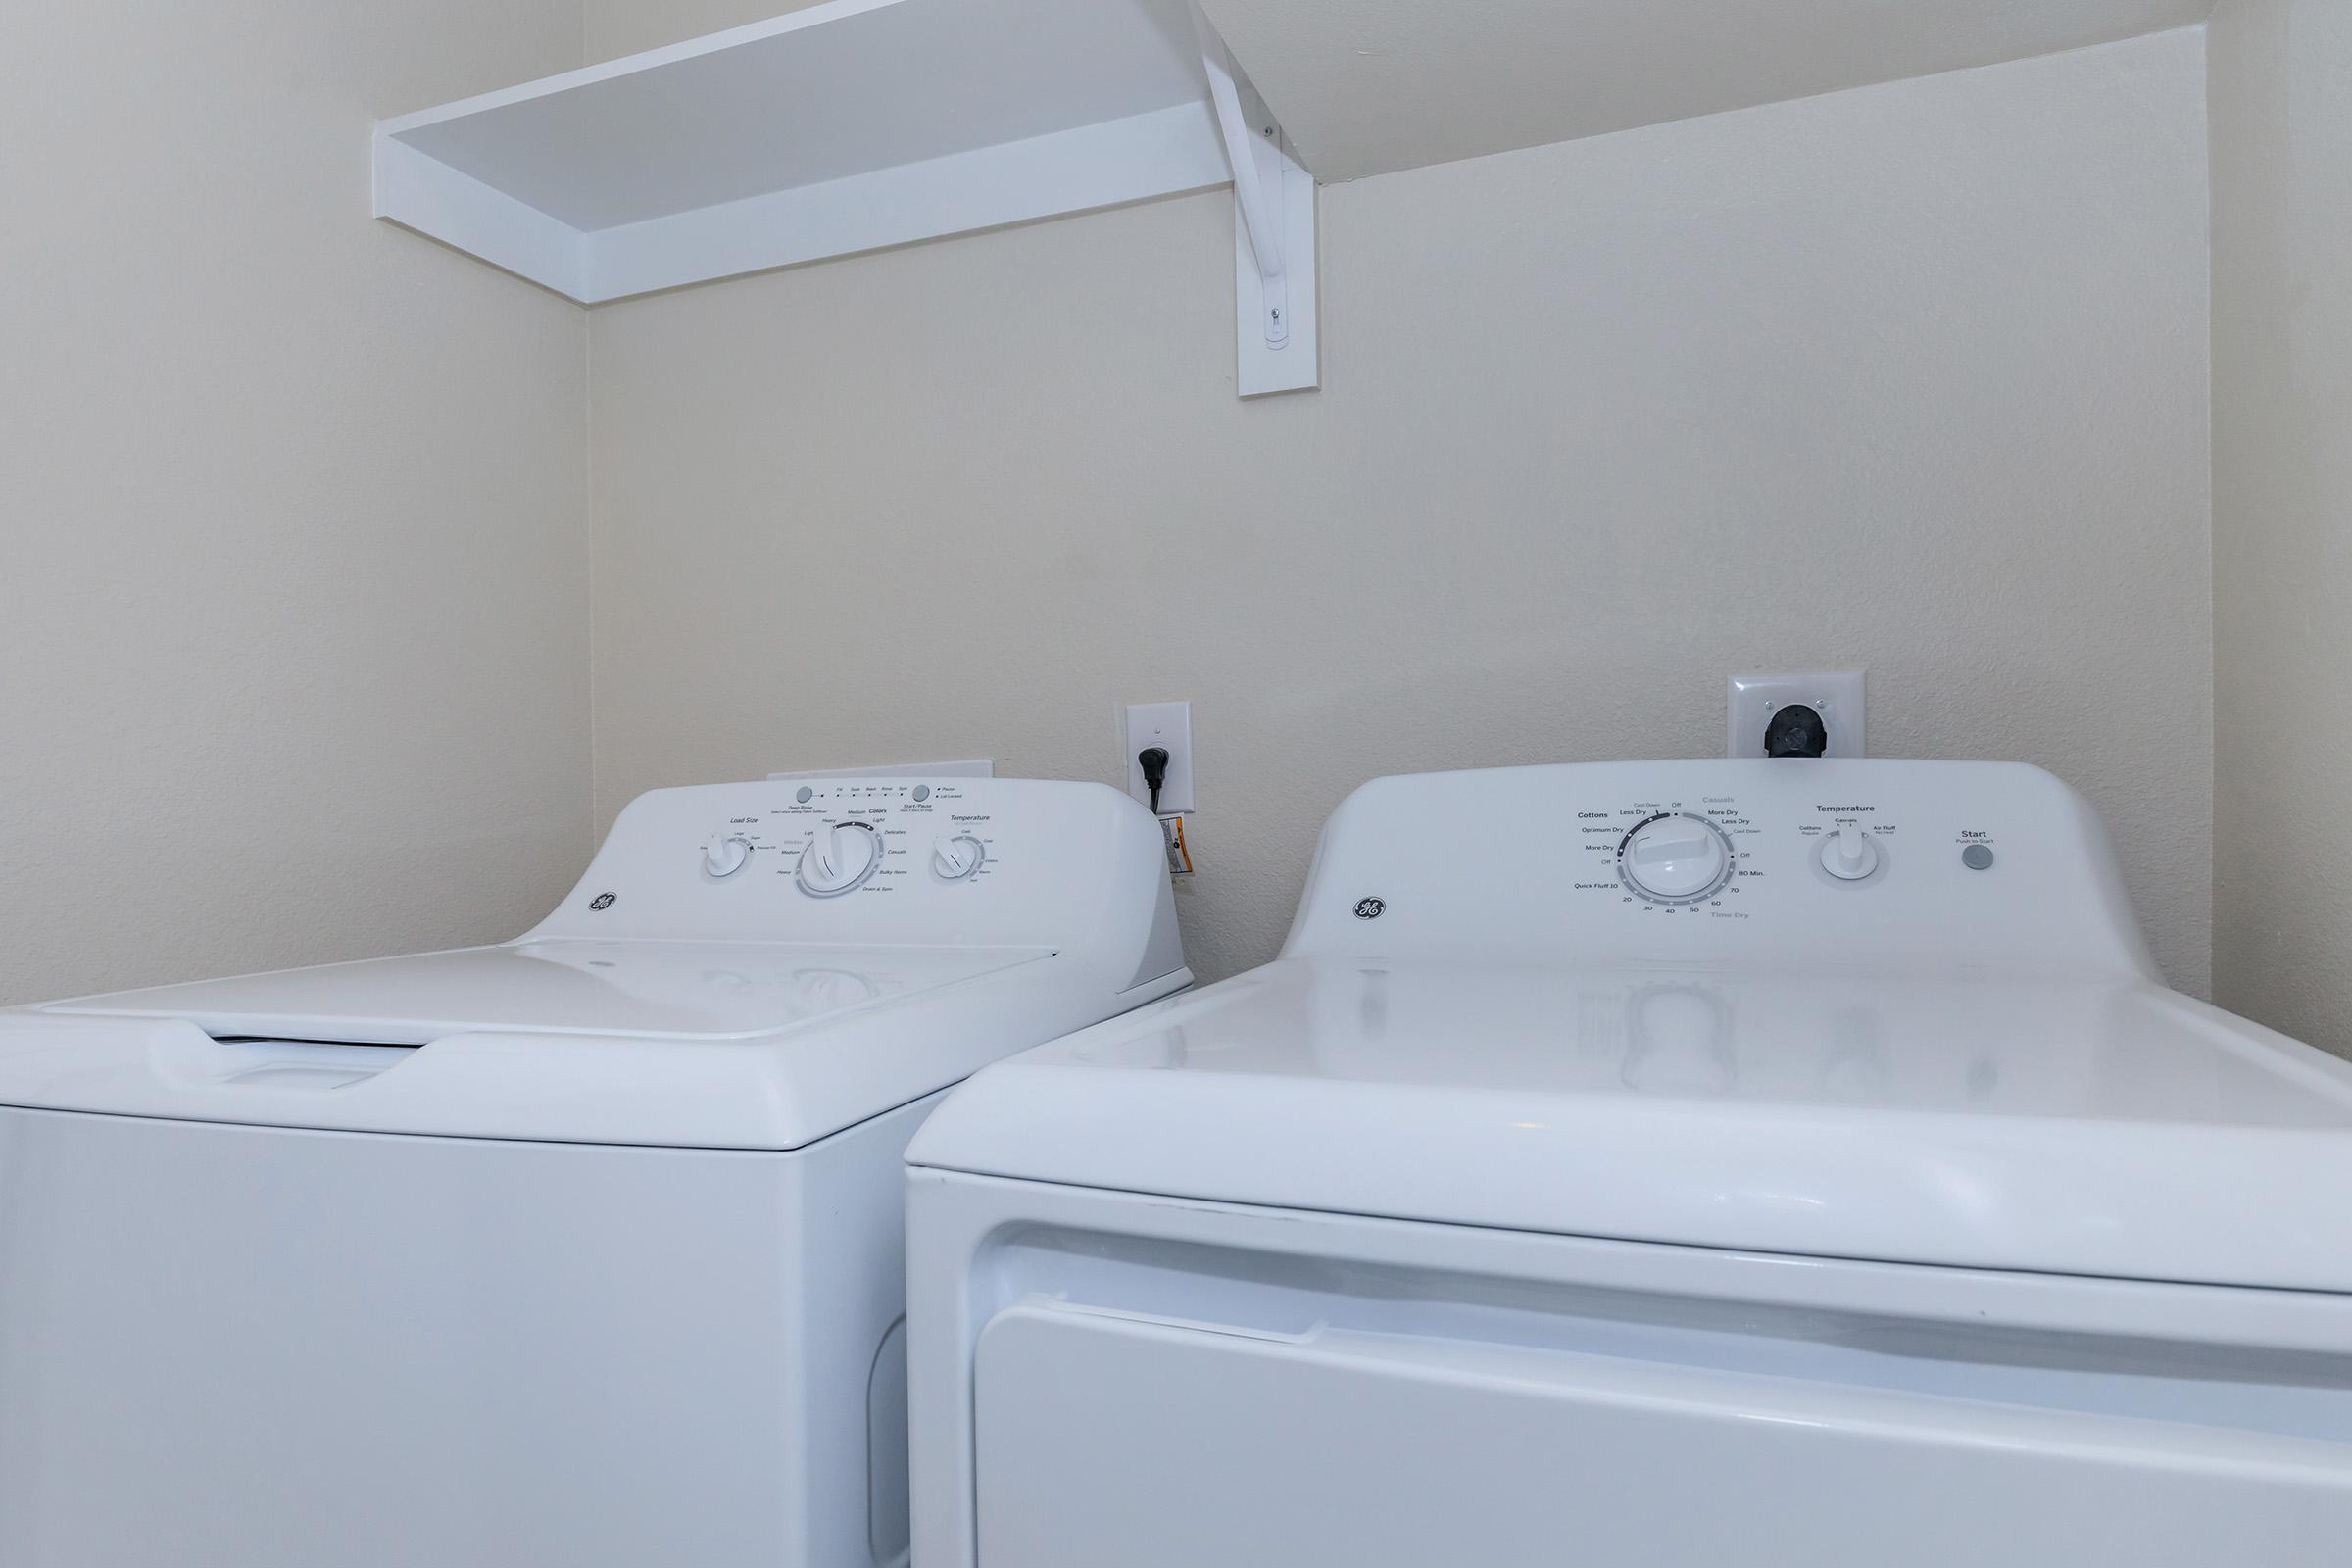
0, 776, 1184, 1568
906, 760, 2352, 1568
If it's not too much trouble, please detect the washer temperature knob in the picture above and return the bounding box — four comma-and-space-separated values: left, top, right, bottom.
795, 822, 883, 898
1617, 813, 1735, 905
932, 833, 985, 881
703, 832, 752, 879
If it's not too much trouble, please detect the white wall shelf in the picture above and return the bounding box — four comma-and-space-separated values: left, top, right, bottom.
374, 0, 1319, 395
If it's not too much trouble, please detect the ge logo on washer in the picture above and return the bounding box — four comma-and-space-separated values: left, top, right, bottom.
1353, 898, 1386, 920
589, 892, 617, 910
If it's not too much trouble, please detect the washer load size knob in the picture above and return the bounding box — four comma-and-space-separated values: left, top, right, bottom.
1617, 813, 1736, 905
702, 832, 752, 879
932, 832, 985, 882
795, 821, 883, 898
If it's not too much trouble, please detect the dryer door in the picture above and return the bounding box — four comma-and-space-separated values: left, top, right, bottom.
972, 1298, 2352, 1568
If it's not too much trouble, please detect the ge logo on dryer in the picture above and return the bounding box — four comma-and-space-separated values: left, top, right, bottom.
589, 893, 617, 910
1353, 898, 1386, 920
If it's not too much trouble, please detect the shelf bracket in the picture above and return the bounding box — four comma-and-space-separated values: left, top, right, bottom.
1191, 4, 1319, 396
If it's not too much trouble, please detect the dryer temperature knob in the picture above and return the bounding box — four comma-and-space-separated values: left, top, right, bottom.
1821, 823, 1880, 882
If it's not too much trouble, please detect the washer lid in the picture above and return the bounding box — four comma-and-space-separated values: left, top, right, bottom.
37, 939, 1048, 1045
0, 940, 1079, 1150
908, 958, 2352, 1294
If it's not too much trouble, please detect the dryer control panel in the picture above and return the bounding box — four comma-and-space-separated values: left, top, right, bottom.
1286, 760, 2155, 979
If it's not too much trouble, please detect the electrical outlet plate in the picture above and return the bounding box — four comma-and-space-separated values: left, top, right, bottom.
1727, 672, 1866, 759
1122, 701, 1194, 815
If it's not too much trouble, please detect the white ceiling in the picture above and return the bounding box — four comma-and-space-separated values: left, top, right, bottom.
1198, 0, 2212, 182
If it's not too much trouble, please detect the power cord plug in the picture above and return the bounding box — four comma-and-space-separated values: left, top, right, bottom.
1137, 747, 1170, 814
1763, 705, 1829, 759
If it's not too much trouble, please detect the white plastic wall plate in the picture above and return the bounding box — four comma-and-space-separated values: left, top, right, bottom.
1121, 702, 1194, 815
1727, 672, 1866, 758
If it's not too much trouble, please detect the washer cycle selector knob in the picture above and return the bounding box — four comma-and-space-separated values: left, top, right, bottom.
1617, 813, 1735, 905
932, 833, 985, 881
795, 821, 883, 898
1821, 822, 1881, 881
703, 832, 752, 879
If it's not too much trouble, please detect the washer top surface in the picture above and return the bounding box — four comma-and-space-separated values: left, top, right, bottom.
909, 760, 2352, 1294
39, 939, 1050, 1046
0, 777, 1187, 1150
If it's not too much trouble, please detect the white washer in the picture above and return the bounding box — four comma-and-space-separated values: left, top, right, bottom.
0, 776, 1184, 1568
907, 760, 2352, 1568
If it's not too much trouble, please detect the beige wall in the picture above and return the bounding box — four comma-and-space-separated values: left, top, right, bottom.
588, 29, 2216, 989
0, 7, 2225, 1009
0, 2, 591, 1004
2211, 0, 2352, 1054
585, 0, 808, 62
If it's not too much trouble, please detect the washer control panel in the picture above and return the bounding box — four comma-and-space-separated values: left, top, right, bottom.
531, 777, 1181, 957
694, 779, 1016, 900
1293, 760, 2156, 977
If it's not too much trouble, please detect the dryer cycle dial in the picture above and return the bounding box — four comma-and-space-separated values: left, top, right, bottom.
1617, 813, 1735, 905
795, 821, 884, 898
